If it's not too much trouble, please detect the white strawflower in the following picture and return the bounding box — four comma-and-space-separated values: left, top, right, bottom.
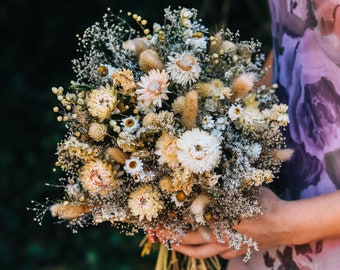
228, 104, 243, 121
124, 157, 144, 176
201, 115, 215, 130
121, 116, 140, 133
177, 128, 221, 174
166, 53, 201, 86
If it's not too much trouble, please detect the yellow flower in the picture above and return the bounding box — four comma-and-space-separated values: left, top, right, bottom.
86, 84, 118, 122
155, 133, 179, 169
88, 122, 107, 142
128, 185, 163, 221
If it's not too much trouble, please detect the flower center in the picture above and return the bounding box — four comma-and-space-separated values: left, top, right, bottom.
149, 81, 160, 92
176, 54, 195, 71
125, 118, 135, 127
128, 160, 137, 169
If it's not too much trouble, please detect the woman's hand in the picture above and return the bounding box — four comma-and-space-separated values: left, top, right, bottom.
172, 187, 287, 259
149, 187, 340, 260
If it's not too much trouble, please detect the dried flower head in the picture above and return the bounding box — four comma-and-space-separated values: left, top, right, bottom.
190, 194, 211, 224
181, 90, 198, 130
155, 133, 179, 169
79, 159, 119, 195
171, 96, 186, 114
231, 72, 257, 100
111, 68, 136, 94
128, 185, 163, 221
86, 84, 118, 122
139, 49, 164, 72
177, 129, 221, 174
136, 69, 170, 108
88, 122, 107, 142
50, 202, 92, 220
166, 53, 201, 86
122, 37, 150, 57
106, 147, 129, 165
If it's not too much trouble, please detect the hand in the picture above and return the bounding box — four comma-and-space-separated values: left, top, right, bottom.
172, 187, 288, 259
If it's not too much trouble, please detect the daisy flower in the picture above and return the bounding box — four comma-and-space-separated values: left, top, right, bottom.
176, 128, 221, 174
136, 69, 170, 108
124, 157, 144, 176
166, 53, 201, 86
121, 116, 140, 133
128, 185, 163, 222
201, 115, 215, 130
228, 104, 243, 121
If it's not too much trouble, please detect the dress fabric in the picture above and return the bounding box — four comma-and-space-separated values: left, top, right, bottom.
227, 0, 340, 269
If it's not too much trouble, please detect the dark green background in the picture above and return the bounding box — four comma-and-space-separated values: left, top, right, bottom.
1, 0, 271, 269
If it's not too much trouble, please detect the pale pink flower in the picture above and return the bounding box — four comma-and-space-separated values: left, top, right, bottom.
136, 69, 170, 108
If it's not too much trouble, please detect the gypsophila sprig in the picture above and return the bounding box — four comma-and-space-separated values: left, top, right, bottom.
32, 6, 292, 269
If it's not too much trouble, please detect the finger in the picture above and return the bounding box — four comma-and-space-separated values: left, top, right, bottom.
172, 243, 228, 259
179, 230, 213, 245
219, 245, 248, 260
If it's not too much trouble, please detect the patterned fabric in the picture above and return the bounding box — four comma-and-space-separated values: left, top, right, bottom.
227, 1, 340, 269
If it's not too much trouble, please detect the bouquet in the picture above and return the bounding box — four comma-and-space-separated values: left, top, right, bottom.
33, 6, 291, 269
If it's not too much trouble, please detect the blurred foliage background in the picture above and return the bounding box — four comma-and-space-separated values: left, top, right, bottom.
1, 0, 271, 269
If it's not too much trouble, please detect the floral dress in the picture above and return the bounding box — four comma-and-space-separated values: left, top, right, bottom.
227, 0, 340, 269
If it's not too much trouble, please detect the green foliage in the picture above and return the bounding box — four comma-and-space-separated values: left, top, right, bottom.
1, 0, 270, 269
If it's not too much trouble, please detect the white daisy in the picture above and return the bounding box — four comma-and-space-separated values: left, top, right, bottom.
201, 115, 215, 130
215, 117, 228, 130
124, 157, 144, 176
228, 104, 243, 121
121, 116, 140, 133
176, 128, 221, 174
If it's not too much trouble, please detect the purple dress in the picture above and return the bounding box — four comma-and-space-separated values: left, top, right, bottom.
227, 0, 340, 269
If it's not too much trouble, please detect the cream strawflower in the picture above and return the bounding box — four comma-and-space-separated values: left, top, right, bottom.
88, 122, 107, 142
155, 133, 179, 169
111, 68, 136, 95
176, 128, 221, 174
86, 84, 118, 122
79, 159, 118, 195
166, 53, 201, 86
128, 185, 163, 221
136, 69, 170, 108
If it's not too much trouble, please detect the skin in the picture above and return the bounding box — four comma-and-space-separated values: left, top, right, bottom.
170, 187, 340, 260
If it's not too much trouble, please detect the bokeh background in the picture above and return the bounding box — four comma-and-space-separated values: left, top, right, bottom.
1, 0, 271, 269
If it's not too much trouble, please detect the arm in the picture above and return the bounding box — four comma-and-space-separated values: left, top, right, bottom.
172, 187, 340, 259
